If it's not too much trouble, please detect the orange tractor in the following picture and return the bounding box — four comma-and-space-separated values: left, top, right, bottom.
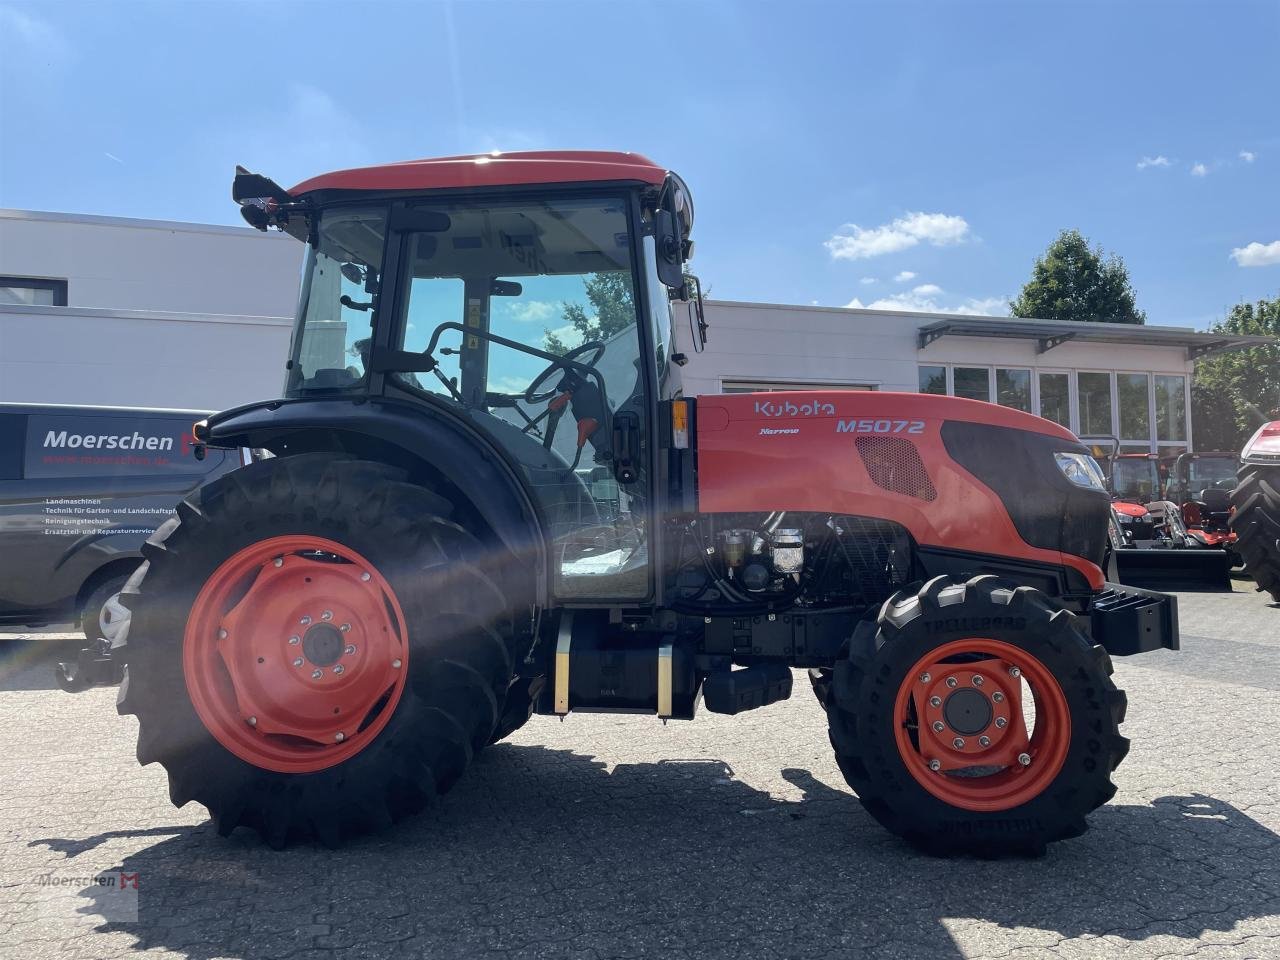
60, 151, 1177, 855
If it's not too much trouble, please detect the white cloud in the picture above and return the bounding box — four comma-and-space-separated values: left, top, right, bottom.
859, 277, 877, 286
1240, 150, 1256, 163
893, 270, 916, 283
846, 289, 1008, 316
1136, 155, 1171, 170
1230, 240, 1280, 268
501, 300, 557, 323
825, 212, 970, 261
1191, 162, 1209, 177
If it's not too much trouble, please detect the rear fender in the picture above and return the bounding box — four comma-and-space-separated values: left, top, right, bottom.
202, 397, 547, 603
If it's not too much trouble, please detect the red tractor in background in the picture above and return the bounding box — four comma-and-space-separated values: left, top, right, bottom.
1165, 452, 1241, 557
58, 151, 1178, 856
1231, 422, 1280, 602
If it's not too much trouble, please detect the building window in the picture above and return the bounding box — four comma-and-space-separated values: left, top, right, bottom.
1038, 372, 1071, 428
953, 367, 991, 402
1117, 373, 1151, 441
1155, 375, 1187, 442
0, 276, 67, 306
1077, 372, 1113, 437
918, 365, 947, 395
721, 380, 875, 393
996, 368, 1031, 412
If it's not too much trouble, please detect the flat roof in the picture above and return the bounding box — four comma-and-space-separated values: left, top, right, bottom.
707, 300, 1273, 361
0, 208, 289, 239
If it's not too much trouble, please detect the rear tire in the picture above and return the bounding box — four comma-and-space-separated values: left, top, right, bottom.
488, 675, 546, 745
826, 575, 1128, 856
116, 453, 521, 848
1230, 464, 1280, 602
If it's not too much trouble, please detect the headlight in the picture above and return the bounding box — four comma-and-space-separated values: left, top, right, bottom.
1055, 452, 1107, 491
1115, 512, 1133, 523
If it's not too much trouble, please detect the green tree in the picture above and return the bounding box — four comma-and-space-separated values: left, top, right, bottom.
1191, 296, 1280, 450
544, 272, 635, 355
1010, 229, 1146, 325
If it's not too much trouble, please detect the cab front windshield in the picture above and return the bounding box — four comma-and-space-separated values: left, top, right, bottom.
1112, 458, 1160, 501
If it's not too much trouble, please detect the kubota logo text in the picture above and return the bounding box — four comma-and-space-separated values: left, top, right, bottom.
43, 431, 175, 452
753, 400, 836, 417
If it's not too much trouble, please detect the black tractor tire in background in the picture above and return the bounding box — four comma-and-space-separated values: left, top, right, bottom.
826, 574, 1129, 857
115, 453, 523, 848
81, 573, 130, 643
1231, 464, 1280, 603
488, 675, 546, 745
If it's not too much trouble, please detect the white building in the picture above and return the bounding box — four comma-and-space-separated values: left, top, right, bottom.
1, 209, 1271, 453
0, 209, 303, 411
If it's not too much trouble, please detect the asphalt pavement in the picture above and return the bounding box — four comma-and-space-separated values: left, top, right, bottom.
1, 579, 1278, 960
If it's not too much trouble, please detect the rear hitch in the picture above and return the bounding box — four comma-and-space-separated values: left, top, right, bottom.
55, 638, 124, 693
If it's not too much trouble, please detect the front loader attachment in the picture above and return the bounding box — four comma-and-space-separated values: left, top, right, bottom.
1113, 546, 1233, 592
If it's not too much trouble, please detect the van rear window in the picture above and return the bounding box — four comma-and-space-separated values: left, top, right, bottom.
23, 414, 209, 479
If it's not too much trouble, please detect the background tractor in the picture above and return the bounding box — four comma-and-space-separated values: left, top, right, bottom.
63, 151, 1177, 856
1231, 422, 1280, 602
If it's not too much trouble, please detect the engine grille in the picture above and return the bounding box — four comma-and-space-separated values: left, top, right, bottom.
819, 515, 912, 606
855, 436, 938, 502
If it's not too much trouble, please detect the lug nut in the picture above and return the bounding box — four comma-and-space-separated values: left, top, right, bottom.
335, 732, 346, 743
928, 759, 942, 772
391, 658, 402, 669
273, 557, 283, 568
340, 623, 351, 633
1018, 752, 1032, 766
972, 675, 984, 687
333, 664, 345, 675
300, 615, 312, 626
920, 672, 931, 684
929, 696, 941, 707
217, 628, 228, 640
321, 610, 333, 621
945, 676, 958, 688
344, 644, 356, 656
360, 572, 371, 582
952, 737, 965, 749
293, 657, 304, 668
1009, 666, 1021, 679
247, 716, 257, 727
311, 669, 323, 680
933, 721, 945, 732
979, 735, 991, 747
995, 717, 1008, 728
288, 635, 300, 645
992, 691, 1004, 703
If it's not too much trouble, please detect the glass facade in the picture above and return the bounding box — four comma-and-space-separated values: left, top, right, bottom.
918, 365, 947, 395
1038, 372, 1071, 427
1155, 375, 1187, 441
996, 368, 1032, 412
1117, 373, 1151, 441
1077, 372, 1113, 437
953, 367, 990, 402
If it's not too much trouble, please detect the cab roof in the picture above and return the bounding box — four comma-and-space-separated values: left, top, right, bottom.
289, 150, 668, 196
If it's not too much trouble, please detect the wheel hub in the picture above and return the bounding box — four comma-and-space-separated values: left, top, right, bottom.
302, 623, 344, 667
942, 687, 992, 735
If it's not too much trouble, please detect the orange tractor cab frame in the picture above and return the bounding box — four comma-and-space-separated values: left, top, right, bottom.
63, 151, 1177, 857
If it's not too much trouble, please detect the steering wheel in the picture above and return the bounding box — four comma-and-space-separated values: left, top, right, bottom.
524, 340, 606, 404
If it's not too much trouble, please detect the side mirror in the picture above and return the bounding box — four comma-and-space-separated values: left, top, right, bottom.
655, 210, 685, 288
682, 274, 707, 353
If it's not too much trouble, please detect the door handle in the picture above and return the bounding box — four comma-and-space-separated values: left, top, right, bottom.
611, 411, 639, 485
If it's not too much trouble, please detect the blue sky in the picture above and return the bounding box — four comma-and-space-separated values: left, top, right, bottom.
1, 0, 1276, 329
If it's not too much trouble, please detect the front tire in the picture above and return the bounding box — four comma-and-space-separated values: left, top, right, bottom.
1231, 464, 1280, 602
116, 454, 520, 847
826, 575, 1128, 856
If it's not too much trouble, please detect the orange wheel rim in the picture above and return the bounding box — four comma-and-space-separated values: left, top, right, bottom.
892, 638, 1071, 812
183, 535, 409, 774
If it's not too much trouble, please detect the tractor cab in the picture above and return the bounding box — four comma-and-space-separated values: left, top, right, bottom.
1110, 453, 1161, 504
231, 153, 703, 602
1166, 451, 1240, 546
